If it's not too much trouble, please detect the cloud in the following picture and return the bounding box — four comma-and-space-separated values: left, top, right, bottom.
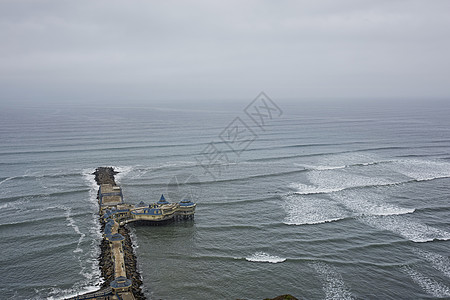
0, 0, 449, 104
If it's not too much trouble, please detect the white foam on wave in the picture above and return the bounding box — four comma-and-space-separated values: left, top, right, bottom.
359, 215, 450, 243
25, 169, 103, 300
401, 266, 450, 298
291, 184, 346, 195
0, 198, 30, 210
113, 165, 134, 183
331, 191, 415, 217
127, 161, 198, 180
0, 176, 15, 186
46, 284, 101, 300
295, 163, 347, 171
293, 158, 450, 196
283, 194, 350, 225
81, 169, 103, 260
298, 152, 390, 171
82, 168, 98, 192
291, 170, 395, 195
414, 249, 450, 278
389, 159, 450, 182
76, 169, 103, 288
245, 252, 286, 263
128, 165, 152, 179
310, 262, 354, 300
62, 206, 85, 254
158, 161, 198, 169
128, 226, 140, 250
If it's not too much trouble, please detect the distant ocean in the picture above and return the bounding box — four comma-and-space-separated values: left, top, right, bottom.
1, 99, 450, 299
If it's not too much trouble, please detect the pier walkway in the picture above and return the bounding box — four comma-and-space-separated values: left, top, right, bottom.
67, 167, 196, 300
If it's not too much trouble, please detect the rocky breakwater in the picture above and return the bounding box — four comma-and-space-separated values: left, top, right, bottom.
93, 167, 145, 300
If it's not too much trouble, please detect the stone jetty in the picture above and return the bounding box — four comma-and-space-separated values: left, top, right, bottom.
94, 167, 144, 299
66, 167, 196, 300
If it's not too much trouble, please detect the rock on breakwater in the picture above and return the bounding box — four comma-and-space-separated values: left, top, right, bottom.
93, 167, 118, 186
94, 167, 145, 299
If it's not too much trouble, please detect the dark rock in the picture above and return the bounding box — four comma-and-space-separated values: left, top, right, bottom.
92, 167, 118, 186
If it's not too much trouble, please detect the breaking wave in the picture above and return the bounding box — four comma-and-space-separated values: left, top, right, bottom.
294, 160, 390, 172
291, 158, 450, 195
413, 249, 450, 278
359, 215, 450, 243
330, 191, 415, 217
112, 165, 134, 183
310, 262, 354, 300
283, 194, 350, 225
401, 266, 450, 298
245, 252, 286, 263
290, 171, 399, 195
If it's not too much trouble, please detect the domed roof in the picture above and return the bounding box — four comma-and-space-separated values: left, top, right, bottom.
179, 199, 195, 206
158, 194, 169, 204
108, 233, 125, 242
110, 276, 132, 289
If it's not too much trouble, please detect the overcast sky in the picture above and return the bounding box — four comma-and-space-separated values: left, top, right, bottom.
1, 0, 450, 105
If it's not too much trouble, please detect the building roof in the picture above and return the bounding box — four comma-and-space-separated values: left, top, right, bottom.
158, 194, 169, 204
110, 276, 132, 289
108, 233, 125, 242
104, 219, 116, 236
179, 199, 195, 207
103, 210, 113, 220
104, 225, 113, 236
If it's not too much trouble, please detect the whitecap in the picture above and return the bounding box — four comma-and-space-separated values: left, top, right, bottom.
113, 165, 134, 183
46, 284, 101, 300
359, 215, 450, 243
63, 206, 86, 255
310, 262, 354, 300
128, 226, 140, 250
0, 198, 30, 210
297, 153, 389, 171
401, 265, 450, 298
0, 176, 15, 185
330, 191, 415, 217
81, 169, 103, 283
291, 183, 347, 195
282, 194, 350, 225
291, 170, 397, 195
246, 252, 286, 263
413, 249, 450, 278
389, 159, 450, 182
294, 163, 347, 171
81, 168, 98, 191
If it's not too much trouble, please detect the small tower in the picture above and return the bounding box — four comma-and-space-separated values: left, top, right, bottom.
158, 194, 169, 205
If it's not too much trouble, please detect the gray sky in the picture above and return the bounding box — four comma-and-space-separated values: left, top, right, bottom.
1, 0, 450, 105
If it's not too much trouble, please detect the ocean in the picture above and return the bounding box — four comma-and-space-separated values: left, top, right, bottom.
1, 99, 450, 299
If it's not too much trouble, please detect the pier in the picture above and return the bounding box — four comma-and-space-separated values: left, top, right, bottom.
66, 167, 195, 300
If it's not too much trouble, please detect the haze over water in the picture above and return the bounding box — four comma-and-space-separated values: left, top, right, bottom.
1, 99, 450, 299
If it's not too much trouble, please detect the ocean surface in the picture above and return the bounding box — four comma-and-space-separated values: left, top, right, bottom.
1, 99, 450, 299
